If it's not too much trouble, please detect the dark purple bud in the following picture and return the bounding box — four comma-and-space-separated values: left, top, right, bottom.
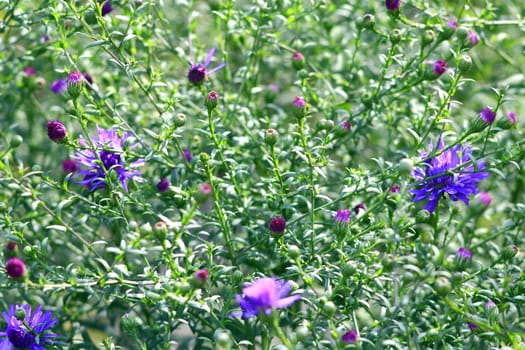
47, 120, 67, 143
50, 79, 67, 94
195, 269, 209, 283
342, 329, 358, 344
83, 73, 93, 85
62, 159, 78, 173
6, 257, 26, 279
188, 64, 207, 84
433, 60, 447, 76
101, 1, 113, 16
480, 107, 496, 125
157, 178, 170, 193
23, 66, 36, 76
385, 0, 400, 11
269, 216, 286, 234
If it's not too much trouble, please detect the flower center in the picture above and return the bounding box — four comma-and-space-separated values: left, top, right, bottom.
7, 324, 35, 348
99, 151, 121, 170
188, 65, 206, 84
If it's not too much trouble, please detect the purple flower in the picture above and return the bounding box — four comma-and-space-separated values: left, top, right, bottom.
5, 257, 26, 279
157, 178, 170, 193
231, 277, 301, 319
292, 52, 304, 61
269, 216, 286, 234
507, 112, 516, 124
6, 242, 17, 252
467, 322, 479, 331
183, 148, 191, 162
433, 59, 447, 76
269, 84, 279, 92
72, 125, 144, 192
476, 192, 492, 206
447, 19, 458, 30
457, 247, 473, 260
390, 185, 400, 193
335, 209, 351, 223
0, 304, 58, 349
50, 79, 67, 94
83, 73, 93, 85
341, 120, 351, 132
479, 107, 496, 125
62, 159, 78, 173
467, 31, 479, 46
411, 140, 489, 214
292, 97, 307, 119
485, 300, 497, 310
187, 47, 226, 85
101, 1, 112, 16
47, 120, 67, 143
195, 269, 209, 283
342, 329, 358, 344
385, 0, 400, 11
67, 71, 83, 84
23, 67, 36, 76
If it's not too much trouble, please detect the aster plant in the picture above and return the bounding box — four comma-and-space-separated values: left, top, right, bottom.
0, 304, 58, 350
187, 47, 226, 85
411, 140, 489, 214
73, 125, 144, 192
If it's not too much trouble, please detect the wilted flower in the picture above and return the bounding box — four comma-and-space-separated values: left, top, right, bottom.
334, 209, 351, 223
433, 59, 447, 75
385, 0, 400, 11
187, 47, 226, 85
0, 304, 58, 349
5, 257, 26, 279
231, 277, 301, 319
411, 139, 489, 214
50, 79, 67, 94
73, 125, 144, 192
47, 120, 67, 143
342, 329, 358, 344
269, 216, 286, 234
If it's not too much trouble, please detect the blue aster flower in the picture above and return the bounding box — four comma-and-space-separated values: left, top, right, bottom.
411, 139, 489, 214
231, 277, 301, 319
73, 125, 144, 192
0, 304, 58, 350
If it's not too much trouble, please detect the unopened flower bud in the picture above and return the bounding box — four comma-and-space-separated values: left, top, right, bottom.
422, 29, 435, 46
501, 245, 518, 260
47, 120, 67, 143
357, 14, 375, 30
398, 158, 414, 176
469, 107, 496, 134
288, 245, 300, 259
121, 313, 138, 336
199, 152, 210, 164
497, 112, 516, 130
434, 276, 451, 296
265, 128, 279, 146
291, 52, 306, 71
153, 221, 168, 241
173, 113, 186, 128
390, 29, 402, 45
6, 257, 27, 280
194, 183, 212, 203
323, 301, 336, 317
67, 71, 84, 98
15, 307, 26, 321
292, 96, 307, 119
205, 90, 219, 111
10, 135, 23, 148
458, 55, 472, 73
